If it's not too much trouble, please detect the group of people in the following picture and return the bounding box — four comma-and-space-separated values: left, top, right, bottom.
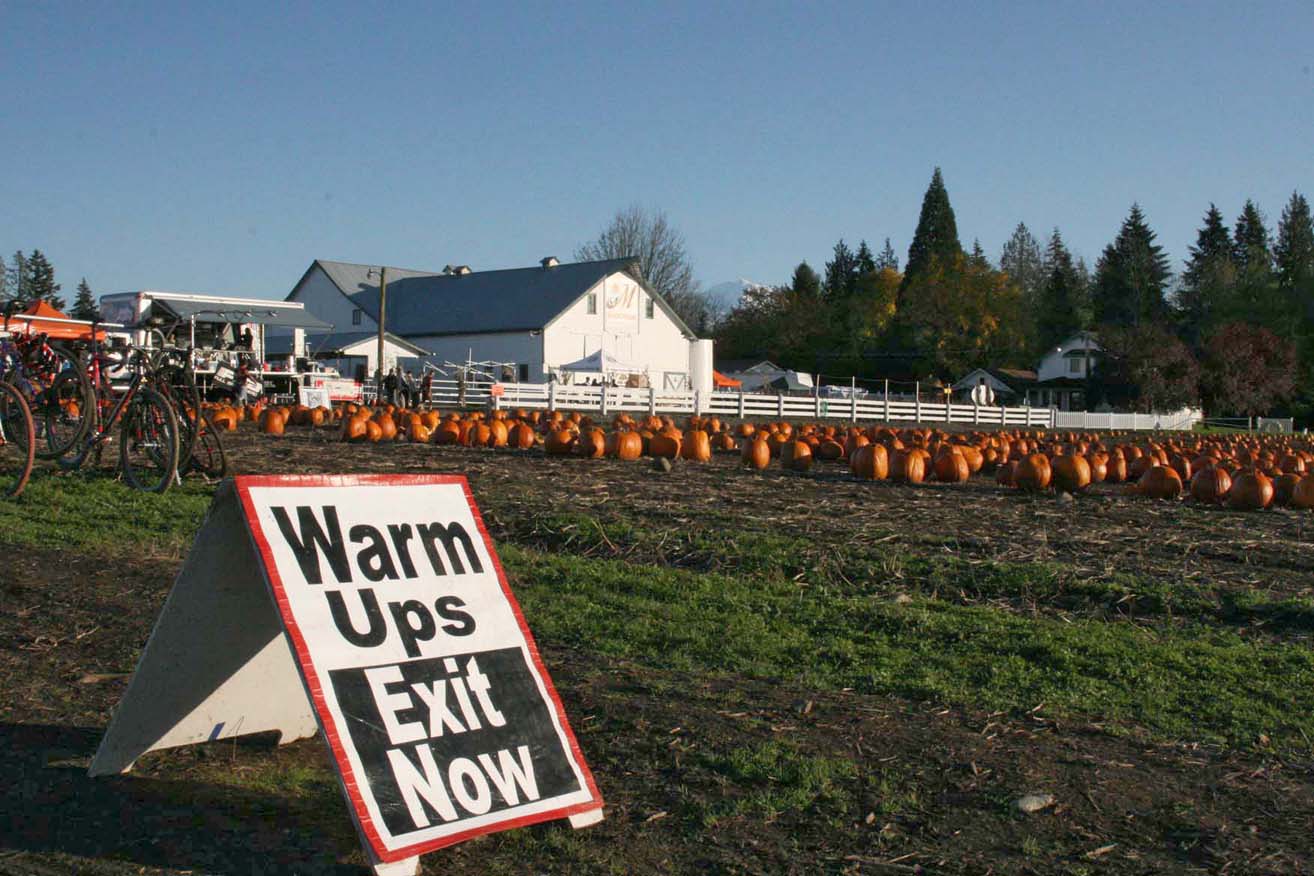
379, 366, 433, 408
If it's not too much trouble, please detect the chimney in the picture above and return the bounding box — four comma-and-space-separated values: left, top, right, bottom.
453, 265, 472, 276
540, 256, 559, 269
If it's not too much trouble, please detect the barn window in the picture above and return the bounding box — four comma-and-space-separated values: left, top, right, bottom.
352, 308, 362, 326
587, 293, 597, 315
1068, 357, 1081, 374
518, 363, 529, 382
646, 297, 655, 319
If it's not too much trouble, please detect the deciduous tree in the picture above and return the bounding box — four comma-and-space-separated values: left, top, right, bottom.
1200, 322, 1297, 417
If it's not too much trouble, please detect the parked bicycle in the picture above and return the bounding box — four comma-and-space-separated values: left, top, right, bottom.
0, 300, 95, 459
59, 342, 180, 493
0, 378, 36, 498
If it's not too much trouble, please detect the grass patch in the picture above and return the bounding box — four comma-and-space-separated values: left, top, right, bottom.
694, 740, 856, 826
0, 471, 211, 554
503, 544, 1314, 751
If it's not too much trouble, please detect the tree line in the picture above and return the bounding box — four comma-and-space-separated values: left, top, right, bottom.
714, 169, 1314, 421
1, 249, 98, 320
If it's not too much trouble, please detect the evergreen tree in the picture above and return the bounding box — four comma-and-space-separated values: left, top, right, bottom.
0, 253, 6, 300
903, 167, 961, 287
1178, 204, 1235, 347
1091, 204, 1172, 328
1275, 192, 1314, 326
999, 222, 1045, 354
1037, 229, 1086, 351
823, 239, 859, 299
790, 261, 822, 300
1233, 200, 1272, 271
1230, 200, 1282, 331
875, 238, 899, 271
8, 251, 28, 304
25, 250, 64, 310
855, 240, 877, 276
71, 278, 98, 321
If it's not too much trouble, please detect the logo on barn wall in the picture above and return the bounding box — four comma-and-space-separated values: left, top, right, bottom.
604, 280, 639, 331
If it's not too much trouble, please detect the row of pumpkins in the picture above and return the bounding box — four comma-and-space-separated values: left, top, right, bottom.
207, 401, 1314, 511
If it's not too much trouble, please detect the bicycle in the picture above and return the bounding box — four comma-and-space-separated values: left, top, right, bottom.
60, 344, 180, 493
0, 301, 95, 460
0, 379, 36, 498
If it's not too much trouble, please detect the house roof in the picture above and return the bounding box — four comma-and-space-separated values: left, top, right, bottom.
294, 257, 695, 338
264, 331, 429, 357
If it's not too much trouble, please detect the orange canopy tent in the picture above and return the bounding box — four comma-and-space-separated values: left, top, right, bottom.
4, 300, 106, 341
712, 370, 742, 388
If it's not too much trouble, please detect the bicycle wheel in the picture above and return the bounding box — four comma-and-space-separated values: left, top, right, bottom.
154, 363, 200, 472
188, 413, 229, 479
35, 367, 95, 460
119, 387, 179, 493
0, 381, 36, 498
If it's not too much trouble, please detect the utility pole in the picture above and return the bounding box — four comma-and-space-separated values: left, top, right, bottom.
368, 267, 388, 399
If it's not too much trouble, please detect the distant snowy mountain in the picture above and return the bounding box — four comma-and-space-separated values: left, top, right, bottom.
704, 278, 768, 310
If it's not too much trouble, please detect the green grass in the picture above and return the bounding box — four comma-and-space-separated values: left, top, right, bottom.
0, 471, 211, 554
503, 544, 1314, 751
6, 474, 1312, 753
694, 741, 856, 826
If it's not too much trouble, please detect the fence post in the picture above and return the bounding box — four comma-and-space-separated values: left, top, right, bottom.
1050, 407, 1057, 429
884, 379, 890, 423
600, 384, 608, 417
694, 389, 702, 416
548, 381, 557, 413
973, 402, 979, 425
738, 388, 745, 419
914, 382, 921, 424
648, 386, 656, 416
850, 376, 857, 423
1000, 403, 1007, 427
815, 393, 822, 419
777, 393, 785, 418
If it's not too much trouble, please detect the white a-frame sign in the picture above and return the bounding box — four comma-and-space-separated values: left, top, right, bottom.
91, 474, 604, 874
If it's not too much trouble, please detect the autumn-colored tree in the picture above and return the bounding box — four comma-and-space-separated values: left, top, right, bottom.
1200, 322, 1298, 417
899, 252, 1023, 377
1088, 324, 1200, 413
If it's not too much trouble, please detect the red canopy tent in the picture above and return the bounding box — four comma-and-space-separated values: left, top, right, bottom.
5, 300, 106, 341
712, 370, 742, 388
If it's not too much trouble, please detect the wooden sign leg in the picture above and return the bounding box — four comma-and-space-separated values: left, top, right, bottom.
367, 849, 421, 875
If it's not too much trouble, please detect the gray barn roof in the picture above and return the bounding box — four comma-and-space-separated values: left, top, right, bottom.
296, 257, 694, 338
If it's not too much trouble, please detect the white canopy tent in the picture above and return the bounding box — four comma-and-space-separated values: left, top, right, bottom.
556, 349, 645, 374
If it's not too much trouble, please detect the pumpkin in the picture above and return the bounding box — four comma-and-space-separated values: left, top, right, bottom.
816, 439, 845, 461
1051, 454, 1092, 493
487, 420, 509, 448
648, 430, 682, 459
364, 419, 383, 443
932, 447, 970, 484
741, 437, 771, 470
508, 422, 536, 449
850, 443, 889, 481
680, 429, 711, 462
608, 430, 643, 461
1291, 474, 1314, 510
1227, 470, 1274, 510
892, 448, 928, 484
996, 460, 1019, 488
408, 422, 432, 443
1272, 473, 1301, 507
545, 429, 577, 456
780, 440, 814, 472
260, 409, 286, 437
212, 408, 239, 432
1138, 465, 1183, 500
573, 428, 606, 459
1014, 454, 1052, 493
1190, 467, 1232, 505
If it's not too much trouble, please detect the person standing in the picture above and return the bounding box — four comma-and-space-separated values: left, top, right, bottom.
402, 369, 417, 408
383, 367, 399, 407
420, 369, 433, 408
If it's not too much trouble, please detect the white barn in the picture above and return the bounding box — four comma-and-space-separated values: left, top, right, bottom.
285, 256, 709, 391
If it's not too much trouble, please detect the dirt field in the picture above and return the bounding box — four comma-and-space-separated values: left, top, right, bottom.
2, 426, 1312, 875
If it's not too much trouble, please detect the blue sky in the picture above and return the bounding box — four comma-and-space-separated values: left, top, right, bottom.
1, 1, 1310, 301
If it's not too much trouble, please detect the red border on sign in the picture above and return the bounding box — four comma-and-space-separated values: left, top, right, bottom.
234, 473, 603, 862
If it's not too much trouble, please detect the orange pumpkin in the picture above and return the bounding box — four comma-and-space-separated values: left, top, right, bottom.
741, 437, 770, 471
681, 429, 712, 462
1014, 454, 1052, 493
608, 430, 643, 461
780, 440, 814, 472
1190, 467, 1232, 505
932, 447, 970, 484
545, 429, 577, 456
1227, 470, 1273, 510
850, 443, 889, 481
1051, 454, 1092, 493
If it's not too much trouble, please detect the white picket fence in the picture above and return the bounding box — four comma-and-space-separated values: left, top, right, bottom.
356, 379, 1210, 431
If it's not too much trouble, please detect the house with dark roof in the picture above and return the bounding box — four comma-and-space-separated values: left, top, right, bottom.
953, 333, 1104, 411
284, 256, 708, 391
